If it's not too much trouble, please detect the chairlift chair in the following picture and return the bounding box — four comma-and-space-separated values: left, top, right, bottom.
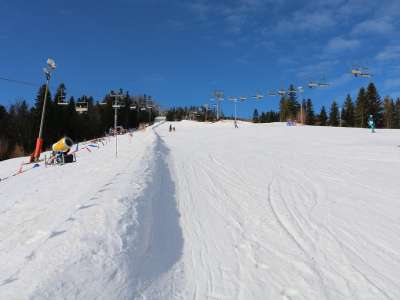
308, 81, 319, 89
57, 95, 69, 106
56, 87, 68, 106
318, 82, 330, 88
252, 92, 264, 100
359, 73, 372, 78
278, 89, 286, 96
268, 90, 277, 96
76, 101, 88, 113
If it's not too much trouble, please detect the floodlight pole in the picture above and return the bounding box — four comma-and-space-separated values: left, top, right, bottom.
110, 92, 124, 158
298, 87, 304, 124
33, 62, 55, 162
114, 105, 118, 158
149, 107, 152, 124
204, 104, 208, 122
213, 90, 223, 121
232, 99, 237, 124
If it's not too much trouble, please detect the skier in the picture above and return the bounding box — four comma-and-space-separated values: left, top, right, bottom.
173, 126, 176, 131
234, 120, 239, 128
368, 115, 375, 133
169, 124, 172, 132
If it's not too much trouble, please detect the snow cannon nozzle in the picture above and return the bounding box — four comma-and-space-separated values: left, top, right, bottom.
52, 137, 74, 153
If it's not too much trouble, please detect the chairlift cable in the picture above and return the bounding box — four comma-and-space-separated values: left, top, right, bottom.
0, 76, 38, 87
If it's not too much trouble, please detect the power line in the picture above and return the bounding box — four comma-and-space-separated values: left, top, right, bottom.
0, 76, 38, 87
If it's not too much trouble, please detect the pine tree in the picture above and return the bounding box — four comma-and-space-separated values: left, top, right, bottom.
355, 87, 367, 127
342, 94, 355, 127
260, 112, 266, 123
329, 101, 340, 126
395, 98, 400, 129
53, 83, 69, 138
305, 99, 315, 125
253, 109, 259, 123
383, 96, 395, 129
279, 97, 288, 121
287, 84, 299, 120
9, 100, 33, 153
365, 83, 383, 127
300, 99, 306, 123
318, 106, 327, 126
0, 105, 11, 159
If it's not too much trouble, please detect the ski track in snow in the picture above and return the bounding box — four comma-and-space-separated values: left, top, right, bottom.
1, 120, 400, 299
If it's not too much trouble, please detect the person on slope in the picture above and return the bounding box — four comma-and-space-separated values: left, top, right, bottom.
169, 124, 172, 132
368, 115, 376, 133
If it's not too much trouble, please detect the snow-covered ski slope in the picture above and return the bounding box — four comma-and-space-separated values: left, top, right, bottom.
156, 121, 400, 300
1, 121, 400, 299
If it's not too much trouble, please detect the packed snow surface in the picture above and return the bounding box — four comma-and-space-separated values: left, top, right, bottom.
1, 121, 400, 299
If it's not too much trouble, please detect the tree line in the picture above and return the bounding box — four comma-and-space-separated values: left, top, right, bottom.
253, 82, 400, 127
0, 84, 158, 161
166, 106, 218, 122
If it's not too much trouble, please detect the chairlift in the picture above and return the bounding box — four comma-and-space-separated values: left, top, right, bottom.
239, 96, 247, 102
351, 65, 372, 78
76, 101, 88, 113
359, 72, 372, 78
54, 86, 68, 106
278, 89, 286, 96
268, 90, 277, 96
252, 92, 264, 100
318, 82, 330, 88
308, 81, 319, 89
351, 65, 364, 77
317, 75, 330, 87
57, 92, 68, 106
351, 67, 362, 77
229, 96, 238, 101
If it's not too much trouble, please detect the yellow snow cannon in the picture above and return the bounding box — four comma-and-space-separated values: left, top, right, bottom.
52, 137, 74, 153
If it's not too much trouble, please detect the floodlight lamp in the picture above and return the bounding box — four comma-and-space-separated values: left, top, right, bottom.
47, 58, 56, 70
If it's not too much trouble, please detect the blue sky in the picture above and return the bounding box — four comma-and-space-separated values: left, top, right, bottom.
0, 0, 400, 118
